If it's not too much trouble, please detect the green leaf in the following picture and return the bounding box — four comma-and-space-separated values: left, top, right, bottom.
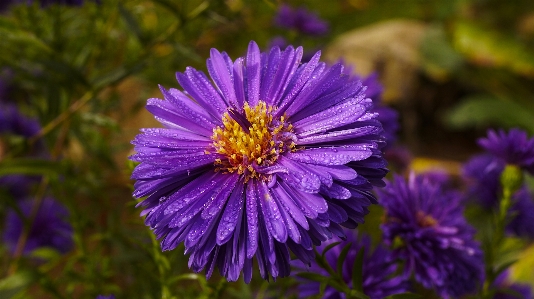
187, 1, 209, 19
351, 247, 365, 293
452, 21, 534, 77
118, 3, 146, 44
91, 62, 145, 89
30, 248, 61, 261
0, 158, 61, 177
384, 293, 423, 299
336, 242, 352, 275
445, 94, 534, 134
321, 241, 341, 259
420, 25, 463, 80
0, 271, 36, 299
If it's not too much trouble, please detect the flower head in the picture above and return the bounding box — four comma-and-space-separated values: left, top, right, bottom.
462, 154, 503, 208
274, 4, 329, 36
3, 198, 74, 254
293, 231, 409, 299
130, 41, 387, 282
379, 173, 484, 298
95, 295, 115, 299
462, 154, 534, 239
478, 128, 534, 175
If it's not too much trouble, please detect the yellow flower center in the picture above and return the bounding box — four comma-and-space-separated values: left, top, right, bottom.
211, 101, 295, 180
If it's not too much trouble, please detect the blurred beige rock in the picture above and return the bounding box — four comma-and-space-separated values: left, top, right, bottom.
324, 19, 428, 104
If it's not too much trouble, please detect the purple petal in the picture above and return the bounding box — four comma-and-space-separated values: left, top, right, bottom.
216, 179, 245, 245
288, 146, 373, 165
245, 182, 259, 258
207, 48, 236, 106
258, 182, 288, 243
246, 41, 261, 107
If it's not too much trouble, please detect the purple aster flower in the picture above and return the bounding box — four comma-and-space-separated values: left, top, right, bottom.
493, 271, 533, 299
507, 188, 534, 239
293, 231, 409, 299
0, 103, 41, 138
462, 154, 503, 208
462, 154, 534, 238
274, 4, 329, 36
478, 128, 534, 175
130, 41, 387, 282
379, 173, 484, 298
3, 198, 74, 254
0, 102, 43, 198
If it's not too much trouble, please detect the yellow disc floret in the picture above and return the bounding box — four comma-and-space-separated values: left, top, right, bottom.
211, 101, 295, 180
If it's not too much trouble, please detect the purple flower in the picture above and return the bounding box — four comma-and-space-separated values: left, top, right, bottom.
9, 0, 98, 8
462, 154, 534, 238
273, 4, 329, 36
0, 102, 43, 198
0, 103, 41, 138
493, 271, 533, 299
130, 41, 387, 282
478, 128, 534, 175
293, 231, 409, 299
95, 295, 115, 299
3, 198, 73, 254
507, 188, 534, 239
462, 154, 503, 208
379, 173, 484, 298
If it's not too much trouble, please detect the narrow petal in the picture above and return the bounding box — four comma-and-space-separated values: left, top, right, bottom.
246, 41, 261, 106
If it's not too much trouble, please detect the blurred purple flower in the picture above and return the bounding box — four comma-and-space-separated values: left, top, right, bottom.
493, 270, 533, 299
478, 128, 534, 175
462, 154, 503, 208
130, 41, 387, 282
0, 103, 41, 138
95, 295, 115, 299
293, 231, 409, 299
0, 101, 44, 198
379, 173, 484, 298
462, 154, 534, 239
8, 0, 99, 8
274, 4, 329, 36
507, 188, 534, 239
3, 198, 73, 255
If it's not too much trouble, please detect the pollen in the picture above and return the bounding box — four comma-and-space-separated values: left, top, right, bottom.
211, 101, 295, 180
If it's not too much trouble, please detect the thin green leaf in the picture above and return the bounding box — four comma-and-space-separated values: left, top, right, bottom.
321, 241, 341, 259
351, 247, 365, 293
91, 62, 145, 89
187, 1, 209, 19
336, 242, 352, 275
0, 158, 60, 177
349, 289, 370, 299
118, 3, 146, 44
